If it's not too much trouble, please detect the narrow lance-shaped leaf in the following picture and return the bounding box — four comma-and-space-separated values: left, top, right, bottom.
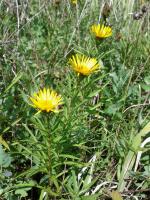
118, 122, 150, 192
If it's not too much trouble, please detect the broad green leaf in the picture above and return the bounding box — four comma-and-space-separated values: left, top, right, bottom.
144, 76, 150, 84
0, 189, 3, 195
141, 84, 150, 92
15, 188, 30, 198
111, 190, 123, 200
0, 145, 11, 167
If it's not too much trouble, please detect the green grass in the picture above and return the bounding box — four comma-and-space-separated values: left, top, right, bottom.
0, 0, 150, 199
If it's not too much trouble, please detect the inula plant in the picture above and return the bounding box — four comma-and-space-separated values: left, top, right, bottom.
69, 54, 100, 76
91, 24, 112, 39
30, 88, 63, 113
0, 0, 150, 199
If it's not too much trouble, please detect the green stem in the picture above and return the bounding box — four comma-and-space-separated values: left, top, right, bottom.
47, 135, 51, 189
45, 114, 52, 191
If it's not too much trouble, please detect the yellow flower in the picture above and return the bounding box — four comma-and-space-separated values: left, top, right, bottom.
69, 54, 99, 76
30, 88, 63, 113
71, 0, 77, 4
91, 24, 112, 39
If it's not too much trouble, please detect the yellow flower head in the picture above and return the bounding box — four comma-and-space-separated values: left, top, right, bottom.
69, 54, 99, 76
30, 88, 63, 113
91, 24, 112, 39
71, 0, 77, 4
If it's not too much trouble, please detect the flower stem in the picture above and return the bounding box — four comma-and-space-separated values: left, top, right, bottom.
45, 114, 52, 190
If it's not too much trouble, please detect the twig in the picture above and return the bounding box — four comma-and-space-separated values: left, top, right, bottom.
7, 4, 46, 41
64, 0, 90, 57
122, 187, 150, 194
15, 0, 20, 40
0, 40, 16, 45
123, 103, 150, 113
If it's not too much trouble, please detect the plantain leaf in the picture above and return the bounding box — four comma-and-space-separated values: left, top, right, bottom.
111, 190, 123, 200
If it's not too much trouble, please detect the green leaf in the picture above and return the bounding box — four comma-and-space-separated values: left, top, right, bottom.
16, 166, 47, 178
105, 104, 118, 115
87, 88, 102, 98
63, 161, 87, 168
82, 162, 95, 190
22, 123, 38, 142
0, 145, 11, 167
15, 188, 28, 198
59, 154, 80, 160
51, 175, 61, 193
88, 102, 101, 111
0, 136, 9, 150
79, 177, 99, 196
118, 122, 150, 192
144, 76, 150, 84
71, 170, 79, 194
141, 84, 150, 92
39, 190, 47, 200
2, 118, 22, 134
110, 190, 123, 200
0, 189, 3, 195
4, 72, 23, 94
81, 193, 101, 200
